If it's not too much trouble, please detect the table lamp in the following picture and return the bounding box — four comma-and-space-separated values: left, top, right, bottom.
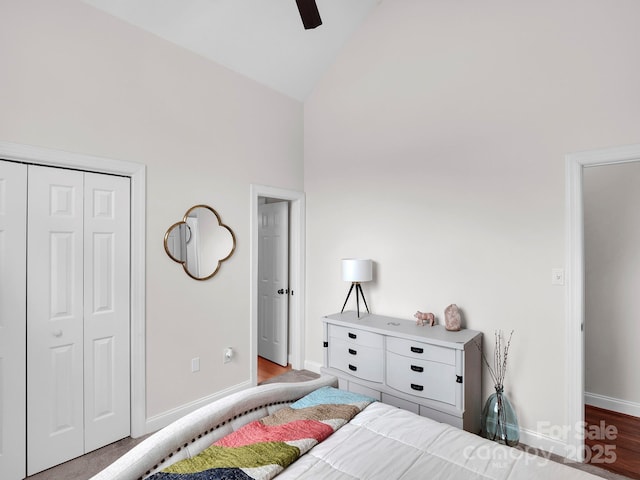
340, 258, 372, 318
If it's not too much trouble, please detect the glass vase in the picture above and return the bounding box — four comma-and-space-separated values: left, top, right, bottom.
481, 385, 519, 447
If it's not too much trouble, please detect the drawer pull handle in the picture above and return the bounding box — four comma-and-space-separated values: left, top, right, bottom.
348, 348, 357, 355
348, 332, 357, 339
411, 383, 424, 391
348, 364, 358, 371
410, 346, 424, 354
410, 365, 424, 373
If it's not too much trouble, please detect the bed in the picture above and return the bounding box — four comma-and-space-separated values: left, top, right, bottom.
91, 376, 604, 480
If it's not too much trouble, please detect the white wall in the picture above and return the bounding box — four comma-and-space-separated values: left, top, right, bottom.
0, 0, 303, 422
5, 0, 640, 447
584, 162, 640, 409
304, 0, 640, 446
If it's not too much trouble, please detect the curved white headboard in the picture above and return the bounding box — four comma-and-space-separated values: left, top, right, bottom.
91, 376, 338, 480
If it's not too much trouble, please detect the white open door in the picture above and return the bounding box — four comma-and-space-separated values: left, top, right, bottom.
27, 166, 85, 475
0, 161, 27, 480
257, 201, 289, 366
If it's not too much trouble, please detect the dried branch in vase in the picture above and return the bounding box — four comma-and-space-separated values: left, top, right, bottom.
476, 329, 514, 388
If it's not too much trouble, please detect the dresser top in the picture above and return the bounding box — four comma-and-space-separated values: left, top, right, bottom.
323, 311, 482, 349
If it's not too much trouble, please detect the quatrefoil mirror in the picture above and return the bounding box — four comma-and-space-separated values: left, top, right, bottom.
164, 205, 236, 280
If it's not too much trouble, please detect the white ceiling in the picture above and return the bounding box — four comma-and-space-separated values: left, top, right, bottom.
82, 0, 381, 101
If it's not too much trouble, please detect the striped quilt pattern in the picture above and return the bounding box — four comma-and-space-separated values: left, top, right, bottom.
148, 387, 375, 480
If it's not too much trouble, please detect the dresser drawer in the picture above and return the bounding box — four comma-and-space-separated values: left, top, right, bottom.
387, 336, 455, 365
328, 324, 383, 349
386, 352, 457, 405
329, 337, 383, 382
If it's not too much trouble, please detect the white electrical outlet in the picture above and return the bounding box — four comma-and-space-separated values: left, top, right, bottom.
223, 347, 233, 364
191, 357, 200, 372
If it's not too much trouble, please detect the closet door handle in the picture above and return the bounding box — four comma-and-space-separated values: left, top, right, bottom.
53, 329, 63, 338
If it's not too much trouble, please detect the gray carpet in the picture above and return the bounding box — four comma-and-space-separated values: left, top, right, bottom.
26, 369, 633, 480
25, 435, 149, 480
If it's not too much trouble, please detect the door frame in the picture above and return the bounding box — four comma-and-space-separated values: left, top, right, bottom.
250, 185, 305, 384
565, 142, 640, 460
0, 141, 147, 437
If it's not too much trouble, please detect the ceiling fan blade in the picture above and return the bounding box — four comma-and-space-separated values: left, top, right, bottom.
296, 0, 322, 29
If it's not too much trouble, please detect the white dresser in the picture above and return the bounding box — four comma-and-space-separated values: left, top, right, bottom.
321, 311, 483, 433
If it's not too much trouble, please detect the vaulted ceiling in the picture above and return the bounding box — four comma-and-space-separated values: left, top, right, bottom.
82, 0, 381, 101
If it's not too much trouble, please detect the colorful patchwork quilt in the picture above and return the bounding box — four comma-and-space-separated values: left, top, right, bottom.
148, 387, 375, 480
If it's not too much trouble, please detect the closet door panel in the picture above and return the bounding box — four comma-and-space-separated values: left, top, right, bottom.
27, 166, 84, 475
0, 161, 27, 480
84, 173, 131, 452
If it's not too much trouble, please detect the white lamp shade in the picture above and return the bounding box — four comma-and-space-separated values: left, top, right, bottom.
342, 258, 372, 282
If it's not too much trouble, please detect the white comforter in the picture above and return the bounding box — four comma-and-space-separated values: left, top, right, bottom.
277, 402, 603, 480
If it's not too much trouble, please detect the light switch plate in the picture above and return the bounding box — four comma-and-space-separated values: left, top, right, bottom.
552, 268, 565, 286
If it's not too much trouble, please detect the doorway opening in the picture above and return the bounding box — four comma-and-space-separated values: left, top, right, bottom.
250, 185, 305, 386
257, 356, 292, 384
257, 198, 290, 368
566, 144, 640, 473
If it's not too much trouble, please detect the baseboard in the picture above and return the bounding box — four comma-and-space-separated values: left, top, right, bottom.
304, 359, 323, 374
518, 427, 576, 460
143, 379, 253, 435
585, 391, 640, 417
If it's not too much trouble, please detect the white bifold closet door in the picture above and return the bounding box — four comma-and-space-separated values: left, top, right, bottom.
24, 165, 131, 476
0, 161, 28, 480
82, 170, 131, 453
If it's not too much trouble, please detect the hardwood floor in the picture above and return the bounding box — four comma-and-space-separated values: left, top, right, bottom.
257, 355, 291, 384
585, 405, 640, 479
